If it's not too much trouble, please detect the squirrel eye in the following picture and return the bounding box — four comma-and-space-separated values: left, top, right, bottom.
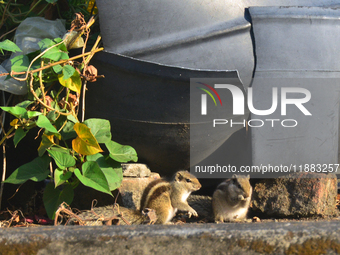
186, 178, 192, 182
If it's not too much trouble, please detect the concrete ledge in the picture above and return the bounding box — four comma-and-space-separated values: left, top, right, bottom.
1, 221, 340, 254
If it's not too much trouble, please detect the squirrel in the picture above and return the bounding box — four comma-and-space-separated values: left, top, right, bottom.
140, 170, 202, 224
212, 174, 252, 223
70, 170, 201, 225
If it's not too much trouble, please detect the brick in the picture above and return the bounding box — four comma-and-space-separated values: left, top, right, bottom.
251, 173, 338, 217
119, 172, 161, 210
121, 163, 151, 177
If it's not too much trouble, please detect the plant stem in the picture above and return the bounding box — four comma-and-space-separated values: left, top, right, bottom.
0, 26, 17, 41
57, 119, 68, 133
24, 0, 43, 18
0, 142, 6, 211
81, 81, 86, 122
49, 162, 53, 177
29, 74, 74, 116
39, 60, 47, 116
62, 88, 71, 112
81, 35, 102, 122
36, 1, 50, 17
0, 48, 104, 79
0, 126, 14, 146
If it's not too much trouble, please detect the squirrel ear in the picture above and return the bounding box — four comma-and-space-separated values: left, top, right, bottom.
232, 174, 237, 179
247, 174, 250, 179
175, 171, 183, 181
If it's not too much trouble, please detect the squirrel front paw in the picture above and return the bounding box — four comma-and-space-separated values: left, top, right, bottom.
187, 209, 198, 218
237, 195, 245, 201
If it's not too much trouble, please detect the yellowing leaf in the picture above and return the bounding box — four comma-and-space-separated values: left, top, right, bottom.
58, 71, 82, 94
10, 119, 20, 129
72, 123, 103, 155
38, 134, 55, 156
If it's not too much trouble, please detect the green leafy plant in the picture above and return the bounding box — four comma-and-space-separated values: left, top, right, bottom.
0, 15, 137, 219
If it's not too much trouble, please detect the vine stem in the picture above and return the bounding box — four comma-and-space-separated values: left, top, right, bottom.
81, 35, 102, 122
0, 48, 104, 79
0, 26, 17, 41
0, 142, 6, 211
29, 73, 74, 116
39, 60, 47, 116
81, 81, 87, 122
0, 127, 15, 146
9, 36, 71, 82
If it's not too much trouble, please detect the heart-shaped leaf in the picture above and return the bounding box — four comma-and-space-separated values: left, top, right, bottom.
83, 118, 111, 143
39, 38, 68, 61
1, 106, 28, 119
27, 111, 42, 118
54, 168, 73, 188
47, 149, 76, 170
72, 123, 103, 155
3, 155, 50, 184
87, 154, 123, 191
43, 183, 74, 219
10, 55, 29, 72
61, 65, 76, 80
36, 115, 59, 134
74, 162, 112, 196
106, 140, 138, 163
13, 127, 28, 147
58, 70, 81, 94
0, 40, 22, 53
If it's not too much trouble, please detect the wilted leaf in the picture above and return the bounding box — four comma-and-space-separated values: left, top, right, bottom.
10, 119, 20, 129
67, 93, 79, 107
74, 162, 112, 196
43, 183, 74, 219
85, 65, 98, 82
3, 155, 50, 184
106, 140, 138, 163
72, 123, 103, 155
38, 134, 55, 156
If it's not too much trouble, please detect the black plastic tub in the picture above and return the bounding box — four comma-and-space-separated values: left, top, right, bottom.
86, 52, 244, 175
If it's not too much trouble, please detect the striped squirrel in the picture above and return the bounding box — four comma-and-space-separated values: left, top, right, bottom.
140, 170, 202, 224
70, 171, 201, 225
212, 174, 252, 222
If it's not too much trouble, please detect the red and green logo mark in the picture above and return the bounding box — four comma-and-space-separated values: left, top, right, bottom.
197, 82, 222, 115
197, 82, 222, 107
